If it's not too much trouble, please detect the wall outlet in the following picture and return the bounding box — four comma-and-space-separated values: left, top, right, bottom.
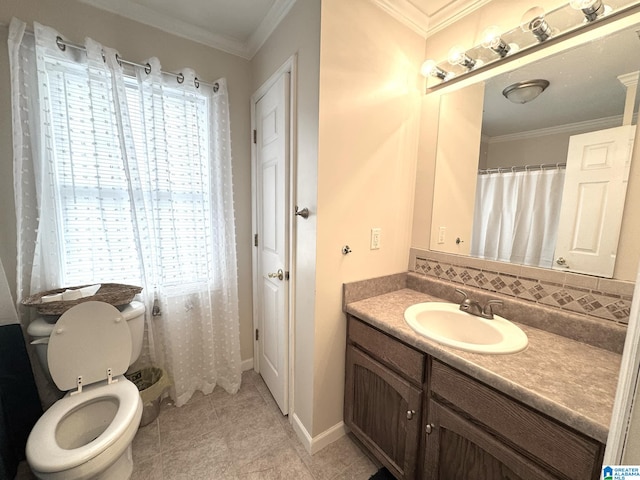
438, 227, 446, 244
370, 228, 381, 250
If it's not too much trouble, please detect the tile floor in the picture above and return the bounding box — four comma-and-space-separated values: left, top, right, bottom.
16, 370, 380, 480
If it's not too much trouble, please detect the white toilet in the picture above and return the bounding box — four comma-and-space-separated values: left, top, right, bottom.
26, 301, 145, 480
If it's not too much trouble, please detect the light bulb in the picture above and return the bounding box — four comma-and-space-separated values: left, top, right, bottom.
447, 46, 476, 69
421, 60, 448, 80
570, 0, 606, 21
521, 6, 552, 42
481, 26, 511, 57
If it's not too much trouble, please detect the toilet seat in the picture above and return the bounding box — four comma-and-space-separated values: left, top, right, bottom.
26, 376, 142, 474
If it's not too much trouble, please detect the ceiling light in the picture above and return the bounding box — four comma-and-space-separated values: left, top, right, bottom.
521, 7, 553, 42
502, 79, 550, 103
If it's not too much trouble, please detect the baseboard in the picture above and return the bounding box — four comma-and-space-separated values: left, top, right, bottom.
291, 413, 347, 455
291, 413, 314, 454
241, 358, 254, 372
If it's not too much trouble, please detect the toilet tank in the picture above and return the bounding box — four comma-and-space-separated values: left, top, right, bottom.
121, 301, 145, 365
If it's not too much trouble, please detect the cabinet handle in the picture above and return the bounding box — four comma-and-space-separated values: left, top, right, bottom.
425, 423, 434, 434
406, 410, 416, 420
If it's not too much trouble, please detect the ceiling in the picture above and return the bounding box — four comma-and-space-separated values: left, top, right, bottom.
77, 0, 298, 59
77, 0, 488, 58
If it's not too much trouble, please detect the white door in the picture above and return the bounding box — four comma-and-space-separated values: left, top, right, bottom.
554, 125, 635, 277
254, 73, 290, 414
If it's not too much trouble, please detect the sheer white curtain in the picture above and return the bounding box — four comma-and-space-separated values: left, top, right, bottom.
9, 18, 241, 406
470, 168, 566, 268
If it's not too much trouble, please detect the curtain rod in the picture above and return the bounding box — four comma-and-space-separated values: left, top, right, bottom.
478, 163, 566, 175
17, 26, 218, 91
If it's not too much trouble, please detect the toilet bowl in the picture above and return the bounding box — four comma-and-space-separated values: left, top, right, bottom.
26, 301, 143, 480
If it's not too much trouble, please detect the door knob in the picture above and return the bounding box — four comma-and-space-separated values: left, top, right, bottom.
406, 409, 416, 420
268, 269, 284, 281
295, 206, 310, 219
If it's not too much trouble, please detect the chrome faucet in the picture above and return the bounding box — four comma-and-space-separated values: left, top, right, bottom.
455, 289, 503, 320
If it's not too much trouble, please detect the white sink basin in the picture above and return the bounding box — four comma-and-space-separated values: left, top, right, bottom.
403, 302, 528, 354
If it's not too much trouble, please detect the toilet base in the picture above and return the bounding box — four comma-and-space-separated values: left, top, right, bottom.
94, 444, 133, 480
31, 444, 134, 480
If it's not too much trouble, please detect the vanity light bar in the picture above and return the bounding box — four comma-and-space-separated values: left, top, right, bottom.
422, 0, 640, 91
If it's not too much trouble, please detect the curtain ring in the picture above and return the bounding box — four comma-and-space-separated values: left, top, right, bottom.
101, 51, 106, 63
213, 82, 219, 93
177, 72, 184, 84
145, 63, 152, 74
115, 53, 123, 66
194, 77, 200, 88
56, 36, 66, 51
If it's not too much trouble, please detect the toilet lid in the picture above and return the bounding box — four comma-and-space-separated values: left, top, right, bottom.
48, 301, 132, 391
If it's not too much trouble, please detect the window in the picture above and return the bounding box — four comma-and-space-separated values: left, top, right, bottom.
43, 55, 214, 288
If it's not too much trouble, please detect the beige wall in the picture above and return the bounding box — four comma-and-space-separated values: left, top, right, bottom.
314, 0, 424, 435
430, 82, 483, 255
413, 1, 640, 281
0, 0, 255, 361
251, 0, 424, 439
486, 133, 570, 168
251, 0, 321, 436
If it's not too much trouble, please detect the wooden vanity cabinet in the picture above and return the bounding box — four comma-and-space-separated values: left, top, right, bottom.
424, 361, 605, 480
344, 316, 605, 480
424, 399, 554, 479
344, 316, 425, 479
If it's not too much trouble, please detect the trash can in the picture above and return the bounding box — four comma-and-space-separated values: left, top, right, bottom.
125, 367, 171, 426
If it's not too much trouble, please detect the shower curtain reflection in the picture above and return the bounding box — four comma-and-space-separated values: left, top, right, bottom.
470, 167, 566, 268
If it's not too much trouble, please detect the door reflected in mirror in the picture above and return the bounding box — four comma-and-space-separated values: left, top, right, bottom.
430, 22, 640, 278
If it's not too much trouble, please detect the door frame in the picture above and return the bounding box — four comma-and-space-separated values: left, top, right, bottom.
250, 54, 297, 415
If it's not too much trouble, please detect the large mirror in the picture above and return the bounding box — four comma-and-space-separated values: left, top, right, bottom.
429, 21, 640, 278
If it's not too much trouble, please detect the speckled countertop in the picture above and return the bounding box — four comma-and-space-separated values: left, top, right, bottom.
346, 288, 622, 444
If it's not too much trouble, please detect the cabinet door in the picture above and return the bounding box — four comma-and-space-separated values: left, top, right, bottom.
424, 400, 557, 480
345, 345, 422, 480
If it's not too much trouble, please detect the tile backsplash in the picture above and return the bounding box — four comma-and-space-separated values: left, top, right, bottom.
410, 248, 635, 325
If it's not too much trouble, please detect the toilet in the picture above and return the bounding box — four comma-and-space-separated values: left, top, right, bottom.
26, 301, 144, 480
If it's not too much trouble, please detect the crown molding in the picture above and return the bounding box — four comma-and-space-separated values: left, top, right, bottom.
370, 0, 430, 38
486, 115, 628, 144
77, 0, 297, 59
618, 70, 640, 87
247, 0, 297, 59
371, 0, 493, 39
426, 0, 493, 37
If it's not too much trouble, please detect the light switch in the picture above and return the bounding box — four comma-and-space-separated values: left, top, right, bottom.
438, 227, 446, 244
370, 228, 381, 250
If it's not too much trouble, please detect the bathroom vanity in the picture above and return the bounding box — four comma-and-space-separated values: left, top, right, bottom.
343, 274, 622, 480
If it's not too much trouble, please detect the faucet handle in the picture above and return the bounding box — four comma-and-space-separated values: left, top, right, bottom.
454, 289, 468, 302
483, 299, 503, 317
